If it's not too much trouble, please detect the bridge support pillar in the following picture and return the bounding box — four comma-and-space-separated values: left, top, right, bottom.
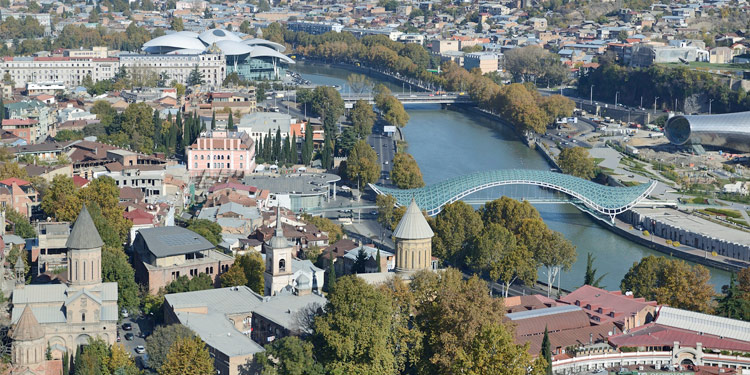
332, 182, 337, 200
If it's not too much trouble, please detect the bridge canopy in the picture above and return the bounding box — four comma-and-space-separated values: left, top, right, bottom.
369, 169, 656, 217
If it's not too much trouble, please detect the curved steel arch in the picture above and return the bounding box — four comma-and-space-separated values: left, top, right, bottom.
369, 169, 656, 218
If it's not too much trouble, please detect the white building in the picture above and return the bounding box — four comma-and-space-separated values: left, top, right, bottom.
0, 56, 120, 88
119, 52, 226, 87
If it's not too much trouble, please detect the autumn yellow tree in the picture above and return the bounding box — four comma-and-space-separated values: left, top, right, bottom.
158, 336, 214, 375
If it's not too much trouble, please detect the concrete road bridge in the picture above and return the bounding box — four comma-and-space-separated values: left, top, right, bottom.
369, 169, 657, 222
341, 92, 475, 105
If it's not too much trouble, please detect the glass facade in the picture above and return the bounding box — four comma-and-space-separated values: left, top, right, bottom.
226, 55, 287, 81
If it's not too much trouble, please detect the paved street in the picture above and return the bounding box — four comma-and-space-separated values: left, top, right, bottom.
368, 123, 396, 185
119, 314, 155, 371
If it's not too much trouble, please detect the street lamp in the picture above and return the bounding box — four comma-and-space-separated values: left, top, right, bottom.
654, 96, 659, 113
709, 99, 714, 115
590, 85, 595, 105
615, 91, 619, 107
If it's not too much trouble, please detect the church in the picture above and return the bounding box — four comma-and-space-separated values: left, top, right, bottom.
10, 205, 119, 374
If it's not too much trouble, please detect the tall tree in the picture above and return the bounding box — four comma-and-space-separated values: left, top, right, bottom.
452, 322, 545, 375
146, 324, 196, 372
557, 147, 596, 180
540, 326, 552, 375
220, 263, 247, 287
583, 252, 607, 288
376, 194, 399, 231
621, 255, 716, 313
314, 276, 395, 374
480, 196, 541, 234
345, 140, 381, 190
158, 336, 214, 375
235, 252, 265, 293
311, 86, 344, 137
256, 337, 325, 375
227, 111, 234, 131
390, 152, 424, 189
302, 123, 313, 165
187, 65, 204, 86
349, 100, 376, 139
718, 273, 750, 321
467, 223, 536, 297
432, 201, 483, 262
101, 246, 140, 313
536, 230, 577, 297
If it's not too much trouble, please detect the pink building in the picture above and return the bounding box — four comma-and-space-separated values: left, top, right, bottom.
186, 131, 255, 177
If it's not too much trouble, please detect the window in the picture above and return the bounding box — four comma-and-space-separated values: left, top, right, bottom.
81, 313, 86, 322
194, 155, 198, 160
240, 154, 243, 160
201, 155, 204, 160
279, 259, 286, 272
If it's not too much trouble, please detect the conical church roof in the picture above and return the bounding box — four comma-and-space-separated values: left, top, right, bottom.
11, 305, 44, 341
65, 204, 104, 250
392, 199, 434, 240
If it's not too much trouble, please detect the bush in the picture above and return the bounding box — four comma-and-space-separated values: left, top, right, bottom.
666, 240, 673, 245
673, 241, 681, 247
642, 230, 650, 236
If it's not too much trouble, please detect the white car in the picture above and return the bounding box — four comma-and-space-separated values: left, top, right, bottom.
135, 346, 146, 354
121, 309, 129, 318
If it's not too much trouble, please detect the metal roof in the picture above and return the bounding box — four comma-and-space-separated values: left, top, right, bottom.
198, 28, 242, 45
656, 306, 750, 342
244, 38, 286, 53
506, 304, 582, 321
215, 40, 253, 56
248, 46, 295, 64
135, 227, 215, 258
142, 33, 207, 53
370, 169, 656, 217
392, 199, 434, 240
66, 204, 104, 250
665, 112, 750, 152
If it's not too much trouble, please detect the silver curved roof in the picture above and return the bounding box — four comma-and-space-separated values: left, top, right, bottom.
249, 46, 295, 64
172, 31, 200, 38
143, 33, 207, 52
244, 38, 286, 53
167, 48, 206, 55
199, 29, 242, 45
216, 40, 254, 56
665, 112, 750, 152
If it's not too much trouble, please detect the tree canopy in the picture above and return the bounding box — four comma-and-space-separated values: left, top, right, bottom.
146, 324, 196, 372
158, 336, 214, 375
557, 147, 596, 180
390, 153, 424, 189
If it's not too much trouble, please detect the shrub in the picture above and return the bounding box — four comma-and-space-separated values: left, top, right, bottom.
642, 230, 650, 237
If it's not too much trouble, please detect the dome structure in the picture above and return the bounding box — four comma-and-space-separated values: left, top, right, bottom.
198, 29, 243, 45
249, 46, 295, 64
393, 199, 434, 240
216, 40, 254, 56
142, 33, 207, 54
244, 38, 286, 53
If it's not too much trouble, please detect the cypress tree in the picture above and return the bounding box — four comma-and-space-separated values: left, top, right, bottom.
273, 127, 281, 162
325, 254, 336, 292
376, 248, 382, 272
152, 108, 162, 149
228, 111, 234, 131
280, 134, 289, 166
541, 325, 552, 375
290, 133, 297, 164
210, 110, 216, 130
303, 122, 313, 165
0, 97, 4, 127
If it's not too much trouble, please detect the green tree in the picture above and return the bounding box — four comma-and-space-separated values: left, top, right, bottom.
349, 100, 376, 139
583, 252, 607, 288
452, 322, 545, 375
220, 263, 247, 287
4, 208, 36, 238
6, 245, 29, 282
311, 86, 344, 136
621, 255, 716, 313
102, 246, 140, 312
382, 96, 410, 127
314, 276, 395, 374
345, 140, 381, 189
390, 152, 424, 189
480, 196, 541, 234
432, 201, 483, 262
718, 273, 750, 321
540, 326, 552, 375
186, 219, 222, 246
235, 252, 265, 293
557, 147, 596, 180
106, 343, 139, 375
302, 123, 314, 166
257, 336, 326, 375
413, 269, 505, 375
376, 194, 398, 231
467, 223, 536, 297
165, 273, 214, 294
325, 254, 337, 292
170, 17, 184, 31
187, 65, 204, 86
0, 161, 28, 180
535, 230, 577, 297
146, 324, 196, 372
227, 111, 234, 131
158, 336, 214, 375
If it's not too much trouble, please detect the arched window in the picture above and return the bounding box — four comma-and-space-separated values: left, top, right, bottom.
279, 259, 286, 272
81, 313, 86, 322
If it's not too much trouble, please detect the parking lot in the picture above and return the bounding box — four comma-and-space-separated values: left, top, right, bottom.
118, 313, 155, 371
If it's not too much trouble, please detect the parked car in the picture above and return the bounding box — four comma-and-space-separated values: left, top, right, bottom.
135, 345, 146, 354
122, 323, 132, 331
121, 309, 129, 318
125, 333, 135, 341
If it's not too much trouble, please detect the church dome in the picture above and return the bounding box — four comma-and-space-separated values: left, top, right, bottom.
392, 199, 434, 240
11, 306, 44, 341
66, 204, 104, 250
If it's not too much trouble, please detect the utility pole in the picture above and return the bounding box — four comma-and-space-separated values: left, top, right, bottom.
709, 99, 714, 114
654, 96, 659, 113
590, 85, 595, 105
615, 91, 619, 107
640, 96, 643, 109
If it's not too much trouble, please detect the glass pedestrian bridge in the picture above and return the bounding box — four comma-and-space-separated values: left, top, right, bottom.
369, 169, 657, 220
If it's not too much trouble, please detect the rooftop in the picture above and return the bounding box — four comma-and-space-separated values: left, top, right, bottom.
243, 173, 340, 196
135, 226, 215, 258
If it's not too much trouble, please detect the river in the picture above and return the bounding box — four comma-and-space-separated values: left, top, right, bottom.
292, 63, 731, 292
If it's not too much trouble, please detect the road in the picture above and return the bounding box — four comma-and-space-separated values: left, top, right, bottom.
119, 314, 156, 371
368, 123, 396, 185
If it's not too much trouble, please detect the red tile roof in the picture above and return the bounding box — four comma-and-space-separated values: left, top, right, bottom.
609, 323, 750, 352
72, 176, 89, 188
0, 177, 30, 186
559, 285, 657, 325
123, 208, 154, 225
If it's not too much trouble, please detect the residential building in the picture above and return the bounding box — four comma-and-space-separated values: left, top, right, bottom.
237, 112, 296, 145
630, 45, 700, 67
64, 47, 109, 59
186, 130, 255, 177
132, 226, 235, 294
10, 205, 118, 368
1, 119, 38, 144
197, 202, 262, 234
0, 178, 39, 217
464, 52, 500, 74
528, 17, 548, 30
287, 21, 344, 34
0, 57, 119, 88
431, 39, 460, 53
710, 46, 733, 64
119, 53, 226, 87
5, 100, 54, 142
340, 245, 395, 274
